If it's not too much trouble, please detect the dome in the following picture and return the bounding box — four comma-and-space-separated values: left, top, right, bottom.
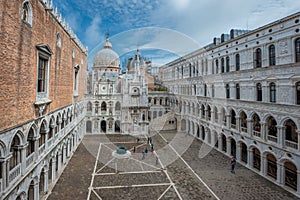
93, 36, 120, 68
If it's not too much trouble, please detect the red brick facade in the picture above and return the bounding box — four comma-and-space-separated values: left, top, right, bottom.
0, 0, 87, 132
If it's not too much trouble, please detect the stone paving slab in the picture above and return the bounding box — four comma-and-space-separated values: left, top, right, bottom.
48, 133, 300, 200
93, 172, 169, 187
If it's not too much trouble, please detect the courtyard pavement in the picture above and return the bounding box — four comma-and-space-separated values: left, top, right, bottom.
47, 131, 299, 200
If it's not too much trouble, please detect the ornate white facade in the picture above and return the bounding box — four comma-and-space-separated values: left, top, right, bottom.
161, 12, 300, 196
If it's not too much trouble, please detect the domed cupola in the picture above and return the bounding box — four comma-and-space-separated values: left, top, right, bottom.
93, 33, 120, 69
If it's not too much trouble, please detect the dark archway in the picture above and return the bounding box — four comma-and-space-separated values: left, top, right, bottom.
101, 121, 106, 133
115, 120, 120, 132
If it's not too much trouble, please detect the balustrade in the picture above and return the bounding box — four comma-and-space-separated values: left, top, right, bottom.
9, 163, 21, 183
267, 135, 277, 143
26, 153, 35, 168
285, 140, 298, 149
253, 130, 261, 138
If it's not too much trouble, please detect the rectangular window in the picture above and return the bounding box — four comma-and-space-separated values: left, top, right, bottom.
38, 57, 47, 92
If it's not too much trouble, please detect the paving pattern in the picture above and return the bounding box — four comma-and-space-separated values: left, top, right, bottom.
47, 132, 300, 200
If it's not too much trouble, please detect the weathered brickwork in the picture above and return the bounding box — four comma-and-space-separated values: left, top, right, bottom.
0, 0, 87, 132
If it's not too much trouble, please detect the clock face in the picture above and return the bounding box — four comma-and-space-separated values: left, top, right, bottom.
101, 86, 106, 92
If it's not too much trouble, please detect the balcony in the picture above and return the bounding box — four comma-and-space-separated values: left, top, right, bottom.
39, 144, 45, 155
9, 163, 21, 183
47, 137, 53, 147
285, 140, 298, 149
241, 127, 247, 133
26, 153, 35, 168
253, 130, 261, 138
268, 135, 277, 143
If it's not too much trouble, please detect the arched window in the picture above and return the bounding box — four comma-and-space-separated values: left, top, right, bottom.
193, 84, 197, 95
236, 84, 240, 99
226, 56, 230, 72
215, 59, 219, 73
226, 84, 230, 99
221, 58, 225, 73
21, 1, 32, 26
270, 82, 276, 103
204, 84, 207, 97
296, 81, 300, 105
295, 38, 300, 62
189, 63, 192, 77
235, 54, 240, 71
254, 48, 262, 68
269, 44, 276, 66
256, 83, 262, 101
57, 33, 61, 48
211, 85, 215, 98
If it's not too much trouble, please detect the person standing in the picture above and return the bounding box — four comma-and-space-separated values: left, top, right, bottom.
231, 156, 236, 173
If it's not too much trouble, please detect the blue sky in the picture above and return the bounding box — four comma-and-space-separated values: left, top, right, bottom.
52, 0, 300, 68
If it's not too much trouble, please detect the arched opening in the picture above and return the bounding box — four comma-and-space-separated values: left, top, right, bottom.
197, 125, 200, 138
269, 82, 276, 103
266, 116, 277, 142
28, 180, 35, 200
221, 108, 226, 126
254, 48, 262, 68
207, 129, 211, 144
181, 119, 186, 131
222, 134, 227, 152
115, 120, 121, 132
101, 102, 107, 113
26, 127, 35, 157
284, 119, 298, 149
86, 121, 92, 133
207, 105, 211, 121
201, 104, 205, 119
115, 102, 121, 112
296, 81, 300, 105
256, 83, 262, 101
252, 113, 261, 138
39, 121, 47, 150
269, 44, 276, 66
214, 106, 218, 122
266, 154, 277, 180
284, 161, 297, 190
230, 110, 236, 129
253, 148, 261, 171
10, 133, 22, 170
101, 121, 106, 133
48, 159, 53, 183
230, 138, 236, 157
153, 111, 157, 119
241, 143, 247, 163
39, 168, 46, 196
201, 126, 205, 141
87, 101, 92, 112
240, 111, 247, 133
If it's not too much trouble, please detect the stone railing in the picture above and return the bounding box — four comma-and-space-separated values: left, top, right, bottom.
9, 163, 21, 183
285, 140, 298, 149
268, 135, 277, 143
253, 130, 261, 138
47, 137, 53, 147
26, 153, 35, 168
231, 124, 236, 129
39, 144, 45, 155
241, 127, 247, 133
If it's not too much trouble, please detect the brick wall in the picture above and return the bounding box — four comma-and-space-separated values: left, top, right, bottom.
0, 0, 87, 132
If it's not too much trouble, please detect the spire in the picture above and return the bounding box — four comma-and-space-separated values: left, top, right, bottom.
104, 32, 112, 49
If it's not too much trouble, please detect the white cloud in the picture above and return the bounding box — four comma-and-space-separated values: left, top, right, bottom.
84, 16, 104, 48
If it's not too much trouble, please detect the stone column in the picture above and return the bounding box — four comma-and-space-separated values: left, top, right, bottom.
44, 169, 49, 194
217, 112, 222, 124
34, 136, 40, 160
297, 130, 300, 151
57, 153, 62, 172
20, 144, 27, 175
226, 114, 231, 129
247, 119, 253, 136
211, 132, 216, 147
236, 143, 241, 161
218, 135, 222, 151
261, 155, 267, 176
63, 145, 67, 165
226, 138, 231, 155
248, 149, 253, 168
204, 109, 208, 121
236, 117, 241, 131
34, 180, 39, 200
261, 122, 267, 141
276, 162, 284, 185
276, 125, 284, 148
5, 154, 11, 187
297, 170, 300, 195
1, 156, 10, 190
51, 158, 56, 183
